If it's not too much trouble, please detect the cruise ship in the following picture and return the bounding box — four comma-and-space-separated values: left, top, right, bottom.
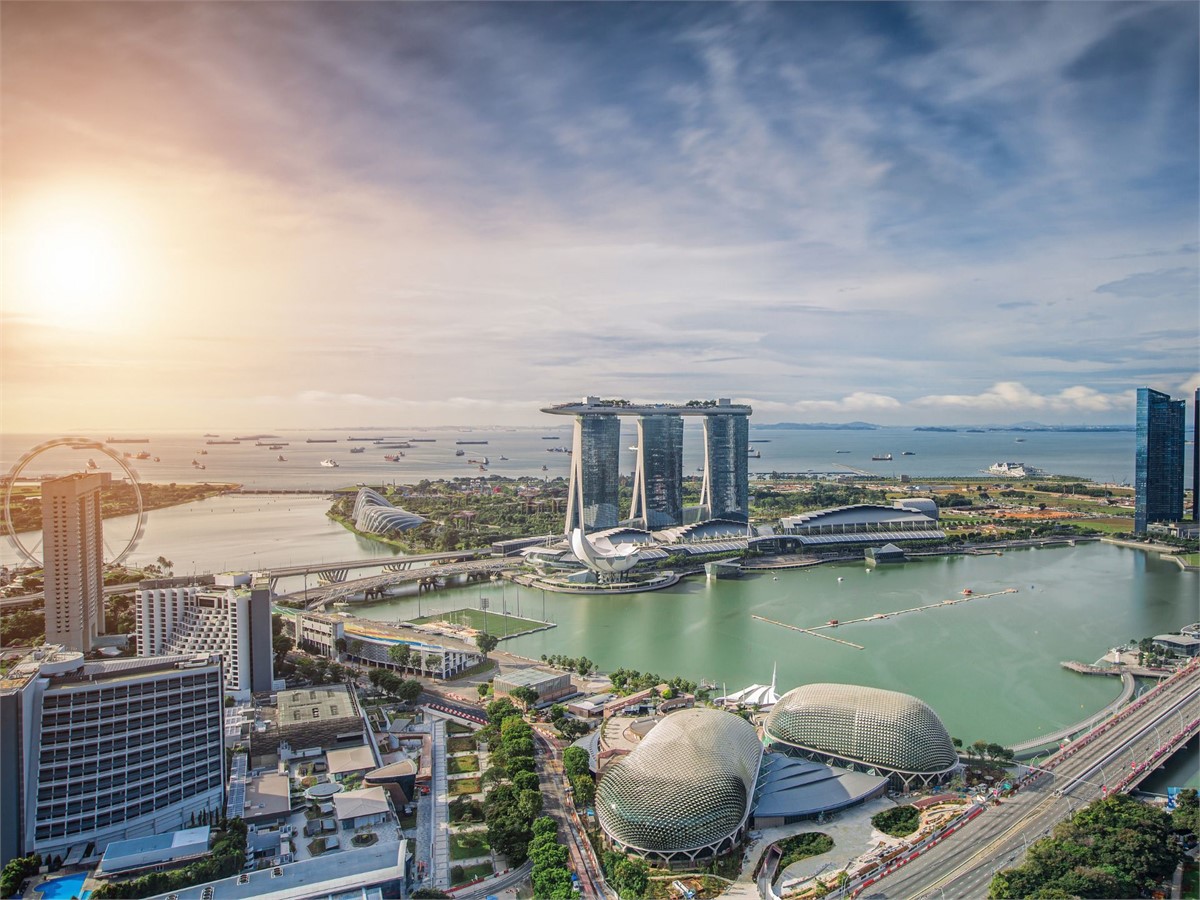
988, 461, 1043, 477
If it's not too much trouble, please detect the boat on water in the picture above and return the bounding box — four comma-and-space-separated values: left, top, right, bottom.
499, 456, 508, 461
191, 460, 206, 469
1015, 438, 1026, 442
350, 447, 365, 454
455, 449, 465, 456
542, 436, 560, 440
206, 440, 239, 445
902, 451, 915, 456
541, 464, 548, 471
455, 440, 488, 445
872, 453, 893, 461
479, 465, 488, 472
268, 444, 285, 450
307, 438, 337, 444
320, 459, 339, 467
107, 437, 149, 443
747, 448, 761, 458
153, 456, 160, 462
468, 457, 489, 465
383, 454, 403, 462
203, 433, 219, 437
409, 438, 436, 442
134, 451, 152, 460
87, 459, 98, 469
277, 455, 287, 462
962, 588, 973, 595
197, 449, 208, 455
836, 450, 851, 453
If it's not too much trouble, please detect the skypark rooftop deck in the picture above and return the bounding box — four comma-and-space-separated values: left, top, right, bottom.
542, 397, 752, 416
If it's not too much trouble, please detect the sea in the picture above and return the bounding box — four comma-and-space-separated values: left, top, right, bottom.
0, 426, 1156, 491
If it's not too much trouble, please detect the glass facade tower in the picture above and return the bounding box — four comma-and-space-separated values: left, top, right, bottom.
565, 414, 622, 532
1134, 387, 1185, 532
631, 415, 684, 528
700, 414, 749, 522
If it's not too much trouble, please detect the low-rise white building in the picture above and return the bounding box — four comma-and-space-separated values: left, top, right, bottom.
332, 787, 391, 830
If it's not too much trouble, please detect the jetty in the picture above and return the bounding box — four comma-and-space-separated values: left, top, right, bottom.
752, 588, 1018, 650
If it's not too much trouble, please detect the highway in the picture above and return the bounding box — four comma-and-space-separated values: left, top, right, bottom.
0, 581, 137, 610
858, 663, 1200, 899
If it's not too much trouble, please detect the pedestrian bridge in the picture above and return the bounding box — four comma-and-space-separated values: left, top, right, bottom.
261, 551, 480, 593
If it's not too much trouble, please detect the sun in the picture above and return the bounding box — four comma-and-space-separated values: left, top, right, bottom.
8, 194, 134, 328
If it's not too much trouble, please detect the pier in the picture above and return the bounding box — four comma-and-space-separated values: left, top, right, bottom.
752, 588, 1019, 649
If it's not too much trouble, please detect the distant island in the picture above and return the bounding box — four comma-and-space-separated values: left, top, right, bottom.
756, 422, 1134, 432
756, 421, 879, 431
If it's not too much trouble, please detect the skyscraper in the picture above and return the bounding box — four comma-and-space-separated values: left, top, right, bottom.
700, 413, 749, 522
0, 647, 225, 867
1134, 387, 1185, 532
631, 414, 684, 529
564, 414, 622, 532
42, 472, 111, 653
542, 397, 753, 534
1194, 387, 1199, 523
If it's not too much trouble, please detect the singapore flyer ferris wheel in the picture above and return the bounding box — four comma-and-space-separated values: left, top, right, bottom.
3, 437, 147, 567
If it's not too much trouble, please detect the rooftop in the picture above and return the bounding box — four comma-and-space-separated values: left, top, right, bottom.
332, 786, 390, 821
244, 773, 292, 820
495, 667, 570, 688
276, 684, 359, 725
542, 397, 752, 417
326, 744, 377, 775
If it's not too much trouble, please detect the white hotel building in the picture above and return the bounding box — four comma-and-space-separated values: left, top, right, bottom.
0, 647, 225, 868
137, 573, 275, 699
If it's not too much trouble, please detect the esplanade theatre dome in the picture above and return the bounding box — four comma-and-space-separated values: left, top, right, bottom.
763, 683, 958, 790
596, 708, 762, 865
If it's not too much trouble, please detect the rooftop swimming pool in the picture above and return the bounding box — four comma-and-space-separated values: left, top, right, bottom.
36, 872, 89, 900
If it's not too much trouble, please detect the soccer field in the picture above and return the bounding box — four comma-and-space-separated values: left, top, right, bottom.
409, 607, 550, 638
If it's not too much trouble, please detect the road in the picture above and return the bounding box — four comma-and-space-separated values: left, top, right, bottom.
533, 729, 614, 900
859, 664, 1200, 899
0, 581, 137, 610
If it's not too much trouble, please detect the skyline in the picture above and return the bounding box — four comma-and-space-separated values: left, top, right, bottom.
2, 2, 1197, 432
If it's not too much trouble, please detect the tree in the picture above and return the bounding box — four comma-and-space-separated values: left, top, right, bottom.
477, 682, 491, 699
388, 643, 412, 669
986, 742, 1005, 762
571, 774, 595, 809
951, 736, 963, 751
486, 697, 520, 724
509, 685, 539, 708
1173, 788, 1198, 835
476, 632, 500, 656
972, 739, 989, 760
398, 679, 422, 703
562, 746, 591, 779
273, 633, 294, 666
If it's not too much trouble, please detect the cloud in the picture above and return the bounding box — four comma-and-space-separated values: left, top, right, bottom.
1094, 267, 1199, 299
913, 382, 1123, 413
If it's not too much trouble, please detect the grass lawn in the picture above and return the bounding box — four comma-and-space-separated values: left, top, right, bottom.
646, 875, 727, 899
1180, 553, 1200, 567
447, 722, 475, 735
450, 831, 491, 860
409, 607, 548, 638
447, 754, 479, 775
448, 777, 482, 796
306, 838, 329, 856
450, 862, 494, 886
447, 735, 477, 753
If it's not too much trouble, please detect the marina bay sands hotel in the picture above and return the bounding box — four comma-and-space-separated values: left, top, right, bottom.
541, 396, 752, 533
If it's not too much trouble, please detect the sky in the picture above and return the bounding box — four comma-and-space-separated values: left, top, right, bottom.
2, 1, 1197, 431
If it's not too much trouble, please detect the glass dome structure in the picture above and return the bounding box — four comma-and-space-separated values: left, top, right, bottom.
763, 683, 959, 790
596, 708, 762, 864
352, 487, 426, 534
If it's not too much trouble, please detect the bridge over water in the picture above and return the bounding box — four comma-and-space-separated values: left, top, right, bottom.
260, 550, 484, 593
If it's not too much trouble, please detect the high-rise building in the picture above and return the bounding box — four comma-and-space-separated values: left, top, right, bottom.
564, 413, 622, 532
1194, 387, 1199, 523
542, 397, 753, 534
0, 647, 225, 867
137, 573, 274, 698
1134, 387, 1185, 532
42, 472, 111, 652
700, 412, 749, 522
631, 414, 684, 529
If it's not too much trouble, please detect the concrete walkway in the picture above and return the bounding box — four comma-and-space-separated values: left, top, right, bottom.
431, 717, 451, 890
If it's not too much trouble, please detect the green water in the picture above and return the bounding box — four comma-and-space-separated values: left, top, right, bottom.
355, 542, 1197, 748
